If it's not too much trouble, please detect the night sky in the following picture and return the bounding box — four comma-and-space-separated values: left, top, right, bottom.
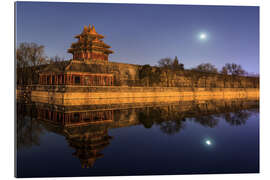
16, 2, 259, 74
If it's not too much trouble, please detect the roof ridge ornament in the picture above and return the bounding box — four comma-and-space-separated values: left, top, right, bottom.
83, 25, 88, 33
91, 25, 96, 33
88, 24, 92, 33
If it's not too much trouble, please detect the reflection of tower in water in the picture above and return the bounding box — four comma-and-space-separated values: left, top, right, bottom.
65, 125, 112, 168
36, 104, 115, 168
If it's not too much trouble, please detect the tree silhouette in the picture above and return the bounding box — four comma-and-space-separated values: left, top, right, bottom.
16, 42, 46, 85
192, 115, 219, 128
192, 63, 218, 73
221, 63, 246, 76
17, 102, 44, 150
224, 110, 251, 126
159, 118, 186, 135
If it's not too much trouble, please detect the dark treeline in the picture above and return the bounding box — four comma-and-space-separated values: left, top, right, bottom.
137, 57, 259, 88
136, 54, 259, 88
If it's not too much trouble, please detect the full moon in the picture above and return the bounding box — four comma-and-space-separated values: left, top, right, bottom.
205, 140, 212, 146
199, 33, 207, 40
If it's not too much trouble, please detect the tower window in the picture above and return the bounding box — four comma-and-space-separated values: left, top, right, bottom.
75, 76, 80, 85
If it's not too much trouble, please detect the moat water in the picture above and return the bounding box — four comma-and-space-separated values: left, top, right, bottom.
16, 99, 259, 177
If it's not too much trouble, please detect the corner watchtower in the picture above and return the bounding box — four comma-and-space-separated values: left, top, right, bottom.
68, 25, 114, 62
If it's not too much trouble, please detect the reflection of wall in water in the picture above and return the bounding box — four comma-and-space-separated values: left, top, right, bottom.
37, 108, 114, 127
35, 102, 141, 128
35, 99, 258, 128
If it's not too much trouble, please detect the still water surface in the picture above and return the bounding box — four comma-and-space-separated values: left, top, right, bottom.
16, 99, 259, 177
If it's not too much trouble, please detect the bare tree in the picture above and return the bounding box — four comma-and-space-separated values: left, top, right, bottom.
16, 42, 46, 67
158, 57, 173, 69
220, 66, 228, 75
158, 57, 184, 71
192, 63, 218, 73
16, 42, 46, 85
221, 63, 246, 76
220, 63, 246, 88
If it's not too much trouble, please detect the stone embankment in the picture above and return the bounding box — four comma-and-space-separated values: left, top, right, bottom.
16, 85, 260, 106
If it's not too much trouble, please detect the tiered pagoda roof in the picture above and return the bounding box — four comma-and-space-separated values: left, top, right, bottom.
68, 25, 114, 61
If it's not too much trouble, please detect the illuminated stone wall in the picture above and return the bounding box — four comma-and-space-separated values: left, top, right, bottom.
30, 86, 259, 106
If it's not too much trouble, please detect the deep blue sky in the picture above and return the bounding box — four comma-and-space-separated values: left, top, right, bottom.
16, 2, 259, 73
